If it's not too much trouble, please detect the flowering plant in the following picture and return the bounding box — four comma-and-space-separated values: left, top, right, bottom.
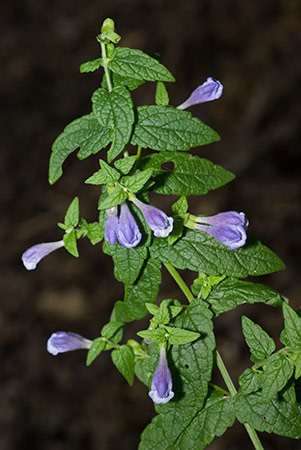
22, 18, 301, 449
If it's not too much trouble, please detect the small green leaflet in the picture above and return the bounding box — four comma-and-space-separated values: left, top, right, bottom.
155, 82, 169, 106
150, 232, 285, 278
111, 73, 145, 91
281, 303, 301, 349
98, 186, 127, 210
85, 159, 120, 185
139, 152, 234, 195
153, 300, 170, 324
137, 328, 166, 345
239, 368, 263, 394
111, 345, 135, 385
85, 222, 104, 245
101, 18, 121, 44
172, 196, 188, 215
131, 106, 220, 152
64, 197, 79, 228
234, 392, 301, 439
49, 114, 112, 184
109, 47, 175, 82
103, 240, 147, 285
101, 321, 123, 341
242, 316, 275, 363
121, 168, 153, 192
262, 353, 294, 402
164, 326, 200, 345
92, 86, 134, 162
80, 58, 102, 73
112, 258, 161, 322
86, 338, 106, 366
63, 230, 79, 257
191, 273, 225, 300
114, 155, 137, 174
204, 278, 283, 317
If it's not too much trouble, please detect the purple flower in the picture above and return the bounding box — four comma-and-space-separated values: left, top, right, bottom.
177, 77, 223, 110
132, 198, 173, 238
194, 211, 248, 250
22, 240, 64, 270
105, 207, 119, 245
47, 331, 92, 355
149, 347, 174, 404
117, 202, 142, 248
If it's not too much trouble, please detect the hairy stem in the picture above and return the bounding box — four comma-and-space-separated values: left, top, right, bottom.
101, 41, 113, 92
164, 262, 264, 450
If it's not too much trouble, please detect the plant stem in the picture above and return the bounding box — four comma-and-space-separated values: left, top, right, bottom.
136, 145, 142, 160
100, 41, 113, 92
164, 262, 264, 450
164, 262, 194, 303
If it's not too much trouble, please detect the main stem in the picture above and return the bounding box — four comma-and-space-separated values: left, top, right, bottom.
163, 262, 264, 450
101, 41, 113, 92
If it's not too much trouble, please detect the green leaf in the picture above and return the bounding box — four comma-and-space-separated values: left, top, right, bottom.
86, 338, 106, 366
86, 222, 104, 245
64, 197, 79, 228
101, 321, 123, 341
111, 72, 145, 91
191, 273, 225, 300
139, 300, 215, 449
92, 86, 134, 162
121, 168, 153, 192
49, 114, 112, 184
262, 353, 295, 402
242, 316, 275, 363
234, 391, 301, 438
172, 196, 188, 215
140, 152, 233, 196
63, 230, 79, 257
155, 82, 169, 106
98, 186, 127, 210
137, 328, 166, 345
239, 368, 263, 394
109, 47, 175, 82
114, 155, 137, 174
85, 159, 120, 185
111, 345, 135, 385
150, 232, 285, 278
177, 393, 235, 450
165, 326, 200, 345
295, 354, 301, 379
145, 303, 159, 315
153, 300, 170, 325
203, 278, 283, 317
80, 58, 102, 73
103, 240, 147, 285
167, 217, 184, 246
131, 107, 220, 152
112, 258, 161, 322
101, 18, 121, 44
281, 303, 301, 349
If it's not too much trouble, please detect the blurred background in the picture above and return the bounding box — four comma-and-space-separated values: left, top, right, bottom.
1, 0, 300, 449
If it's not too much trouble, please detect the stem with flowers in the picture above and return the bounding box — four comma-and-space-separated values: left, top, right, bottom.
21, 17, 301, 450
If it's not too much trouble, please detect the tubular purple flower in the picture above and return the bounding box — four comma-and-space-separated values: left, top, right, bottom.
194, 211, 248, 250
149, 347, 174, 404
105, 206, 119, 245
47, 331, 92, 356
132, 198, 173, 238
22, 240, 65, 270
117, 202, 142, 248
177, 77, 223, 110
